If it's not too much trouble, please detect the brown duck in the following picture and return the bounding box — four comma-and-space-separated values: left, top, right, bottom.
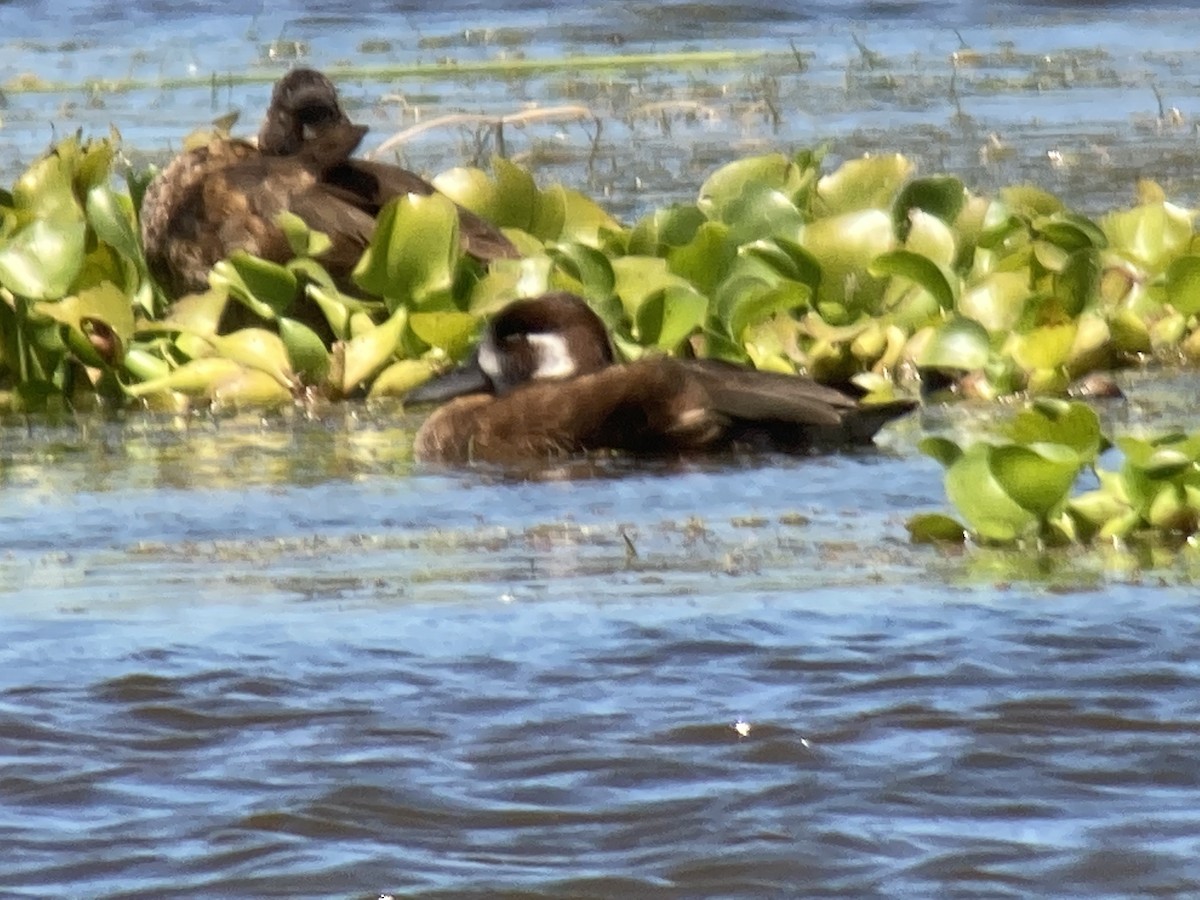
408, 292, 916, 465
139, 67, 516, 300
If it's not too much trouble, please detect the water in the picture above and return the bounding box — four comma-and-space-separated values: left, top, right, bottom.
5, 1, 1200, 895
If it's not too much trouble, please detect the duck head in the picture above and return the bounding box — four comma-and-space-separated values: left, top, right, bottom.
407, 292, 616, 403
258, 67, 358, 156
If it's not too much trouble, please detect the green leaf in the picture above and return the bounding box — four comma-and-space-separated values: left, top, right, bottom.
906, 512, 967, 543
342, 307, 408, 393
628, 204, 707, 255
919, 435, 963, 467
944, 443, 1039, 542
816, 154, 914, 216
918, 315, 991, 371
869, 250, 956, 310
278, 317, 330, 385
86, 184, 143, 263
635, 284, 709, 350
893, 175, 966, 240
408, 310, 478, 354
212, 252, 298, 318
1010, 400, 1104, 461
0, 218, 87, 298
353, 192, 461, 311
697, 153, 799, 221
1165, 256, 1200, 316
991, 443, 1082, 517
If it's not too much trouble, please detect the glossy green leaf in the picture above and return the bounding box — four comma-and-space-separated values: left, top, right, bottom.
919, 435, 964, 467
944, 444, 1039, 542
1010, 400, 1104, 461
207, 328, 294, 387
697, 153, 799, 221
957, 270, 1029, 333
0, 218, 87, 298
918, 315, 991, 370
636, 284, 709, 350
86, 184, 143, 263
409, 310, 478, 354
370, 358, 438, 399
1102, 201, 1194, 271
628, 204, 707, 256
278, 317, 330, 385
893, 175, 966, 240
869, 250, 956, 310
905, 512, 967, 543
816, 154, 914, 216
668, 222, 737, 295
991, 443, 1082, 517
1165, 256, 1200, 316
342, 307, 408, 393
548, 242, 616, 299
212, 252, 298, 318
353, 192, 460, 310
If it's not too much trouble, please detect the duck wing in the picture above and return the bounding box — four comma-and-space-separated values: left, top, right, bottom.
675, 358, 916, 446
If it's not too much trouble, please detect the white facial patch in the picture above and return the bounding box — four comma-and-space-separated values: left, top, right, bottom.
478, 338, 502, 382
527, 333, 577, 380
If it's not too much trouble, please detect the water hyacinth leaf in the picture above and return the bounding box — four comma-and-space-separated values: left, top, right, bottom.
0, 217, 87, 299
906, 512, 967, 544
559, 187, 624, 245
548, 242, 615, 299
1108, 308, 1151, 354
816, 154, 913, 216
725, 279, 811, 342
944, 444, 1039, 542
278, 317, 330, 385
214, 252, 298, 317
800, 209, 895, 271
1140, 447, 1194, 479
636, 284, 708, 350
353, 193, 460, 310
1165, 256, 1200, 316
208, 328, 294, 387
1010, 399, 1104, 460
903, 209, 958, 269
86, 184, 142, 263
1144, 483, 1191, 531
124, 356, 245, 397
991, 443, 1082, 517
432, 166, 501, 222
628, 204, 707, 256
736, 237, 820, 290
209, 366, 293, 408
723, 184, 805, 245
918, 315, 991, 371
342, 308, 408, 393
1035, 214, 1107, 253
276, 211, 333, 259
1068, 488, 1131, 530
1000, 184, 1064, 217
869, 250, 956, 310
957, 271, 1029, 334
919, 435, 963, 467
1054, 249, 1100, 317
35, 281, 134, 363
409, 311, 478, 354
122, 347, 172, 382
287, 256, 337, 291
12, 148, 82, 220
1101, 201, 1195, 271
894, 175, 966, 240
1006, 322, 1076, 372
668, 222, 736, 296
611, 256, 693, 317
697, 153, 797, 221
370, 358, 438, 399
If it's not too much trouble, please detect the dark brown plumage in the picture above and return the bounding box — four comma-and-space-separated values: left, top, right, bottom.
139, 67, 516, 301
409, 292, 916, 465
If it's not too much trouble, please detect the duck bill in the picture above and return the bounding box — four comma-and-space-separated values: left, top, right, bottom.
406, 354, 493, 404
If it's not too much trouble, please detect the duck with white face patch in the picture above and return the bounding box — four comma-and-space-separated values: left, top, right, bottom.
406, 292, 917, 466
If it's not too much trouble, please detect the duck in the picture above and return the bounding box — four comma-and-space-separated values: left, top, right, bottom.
407, 292, 916, 465
139, 67, 516, 302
